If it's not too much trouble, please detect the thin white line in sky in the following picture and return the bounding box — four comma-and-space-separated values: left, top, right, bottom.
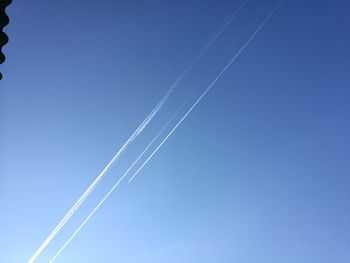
28, 2, 254, 262
199, 0, 248, 55
128, 0, 285, 184
50, 3, 284, 261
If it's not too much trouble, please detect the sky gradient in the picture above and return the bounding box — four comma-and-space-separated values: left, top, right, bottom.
1, 0, 350, 262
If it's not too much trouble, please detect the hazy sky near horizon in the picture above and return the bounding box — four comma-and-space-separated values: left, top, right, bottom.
1, 0, 350, 262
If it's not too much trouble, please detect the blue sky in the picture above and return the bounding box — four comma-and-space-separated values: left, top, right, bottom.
1, 0, 350, 262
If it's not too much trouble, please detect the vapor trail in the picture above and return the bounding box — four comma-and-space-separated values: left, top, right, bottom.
28, 8, 243, 263
27, 114, 149, 263
48, 103, 188, 263
28, 4, 247, 262
48, 3, 283, 261
199, 0, 248, 55
128, 0, 284, 184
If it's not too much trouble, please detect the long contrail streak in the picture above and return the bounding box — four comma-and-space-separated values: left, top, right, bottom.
48, 2, 283, 261
128, 0, 284, 184
27, 7, 243, 262
48, 102, 189, 263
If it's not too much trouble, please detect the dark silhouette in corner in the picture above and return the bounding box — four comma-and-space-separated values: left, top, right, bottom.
0, 0, 11, 80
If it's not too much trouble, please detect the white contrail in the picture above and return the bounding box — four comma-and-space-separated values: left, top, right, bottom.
46, 2, 283, 261
27, 6, 242, 262
27, 114, 149, 263
48, 103, 188, 263
199, 0, 248, 56
128, 0, 284, 184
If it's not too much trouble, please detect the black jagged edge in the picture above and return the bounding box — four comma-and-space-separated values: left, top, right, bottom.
0, 0, 12, 80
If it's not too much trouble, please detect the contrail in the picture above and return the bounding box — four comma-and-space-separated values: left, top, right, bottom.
46, 2, 283, 261
199, 0, 248, 56
128, 0, 284, 184
28, 6, 243, 262
48, 102, 189, 263
27, 115, 148, 263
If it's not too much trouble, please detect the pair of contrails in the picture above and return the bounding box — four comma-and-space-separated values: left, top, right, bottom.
28, 1, 284, 262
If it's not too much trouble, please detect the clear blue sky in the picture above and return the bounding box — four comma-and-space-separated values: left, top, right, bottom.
1, 0, 350, 262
